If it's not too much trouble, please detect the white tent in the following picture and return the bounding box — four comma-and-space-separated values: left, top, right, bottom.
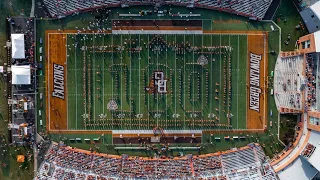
11, 65, 31, 85
11, 34, 25, 59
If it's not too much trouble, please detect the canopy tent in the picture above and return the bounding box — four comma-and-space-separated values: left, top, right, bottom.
11, 65, 31, 84
11, 34, 25, 59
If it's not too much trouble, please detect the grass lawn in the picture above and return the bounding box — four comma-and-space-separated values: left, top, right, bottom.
273, 0, 308, 51
0, 1, 32, 180
279, 114, 298, 145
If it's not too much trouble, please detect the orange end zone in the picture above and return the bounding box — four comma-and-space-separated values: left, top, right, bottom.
45, 31, 68, 131
247, 33, 268, 130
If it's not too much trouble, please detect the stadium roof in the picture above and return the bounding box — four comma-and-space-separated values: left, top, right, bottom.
299, 0, 320, 9
310, 1, 320, 20
11, 65, 31, 85
305, 130, 320, 171
300, 0, 320, 33
277, 156, 318, 180
11, 34, 25, 59
314, 30, 320, 52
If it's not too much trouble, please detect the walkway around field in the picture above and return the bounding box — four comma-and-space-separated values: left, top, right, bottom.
271, 109, 310, 172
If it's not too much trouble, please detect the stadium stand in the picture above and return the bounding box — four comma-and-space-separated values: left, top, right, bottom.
195, 0, 272, 20
305, 53, 318, 110
274, 52, 304, 113
36, 142, 278, 179
41, 0, 273, 20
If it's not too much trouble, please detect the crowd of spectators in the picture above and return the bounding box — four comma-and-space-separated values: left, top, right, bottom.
193, 155, 222, 177
36, 142, 277, 179
41, 0, 273, 20
306, 53, 317, 109
9, 17, 35, 65
7, 16, 37, 146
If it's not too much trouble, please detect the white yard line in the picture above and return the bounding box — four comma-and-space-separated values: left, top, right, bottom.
165, 34, 168, 128
219, 35, 222, 123
83, 36, 87, 130
184, 34, 187, 129
201, 34, 204, 129
147, 35, 150, 128
157, 35, 159, 128
210, 34, 213, 129
139, 34, 141, 129
204, 33, 265, 36
228, 34, 230, 127
129, 34, 132, 129
264, 34, 267, 129
75, 35, 78, 129
103, 35, 105, 114
120, 34, 123, 128
93, 34, 96, 125
66, 35, 69, 130
237, 35, 239, 129
48, 32, 265, 36
246, 35, 248, 128
111, 35, 114, 129
174, 35, 177, 128
48, 33, 51, 131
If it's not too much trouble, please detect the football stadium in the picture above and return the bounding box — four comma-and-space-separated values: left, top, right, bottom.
2, 0, 320, 179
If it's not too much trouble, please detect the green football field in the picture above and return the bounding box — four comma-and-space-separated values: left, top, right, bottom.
65, 33, 248, 131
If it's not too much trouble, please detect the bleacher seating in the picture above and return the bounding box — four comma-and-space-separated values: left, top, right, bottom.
195, 0, 272, 19
42, 0, 273, 20
36, 142, 278, 179
193, 155, 222, 177
274, 54, 304, 111
305, 53, 318, 110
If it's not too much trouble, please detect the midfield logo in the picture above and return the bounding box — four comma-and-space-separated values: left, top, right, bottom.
145, 71, 168, 94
